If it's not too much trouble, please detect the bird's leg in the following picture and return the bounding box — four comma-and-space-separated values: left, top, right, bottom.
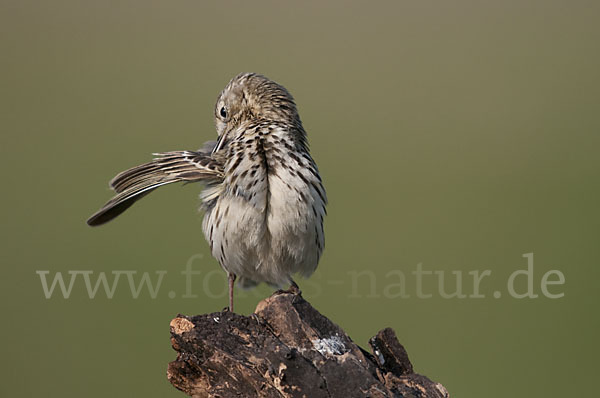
228, 272, 236, 312
287, 279, 301, 295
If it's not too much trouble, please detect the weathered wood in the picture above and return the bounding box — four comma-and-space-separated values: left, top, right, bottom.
168, 291, 449, 398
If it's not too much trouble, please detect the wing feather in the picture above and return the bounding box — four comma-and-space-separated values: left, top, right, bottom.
87, 145, 223, 226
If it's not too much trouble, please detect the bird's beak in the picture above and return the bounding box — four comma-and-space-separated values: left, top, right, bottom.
212, 133, 227, 154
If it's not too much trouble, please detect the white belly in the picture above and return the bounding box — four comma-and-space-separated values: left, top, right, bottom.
202, 161, 325, 287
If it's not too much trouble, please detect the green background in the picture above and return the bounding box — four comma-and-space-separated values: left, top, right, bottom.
1, 1, 598, 396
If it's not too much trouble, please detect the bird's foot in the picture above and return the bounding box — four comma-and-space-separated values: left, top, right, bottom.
277, 280, 302, 296
288, 280, 301, 295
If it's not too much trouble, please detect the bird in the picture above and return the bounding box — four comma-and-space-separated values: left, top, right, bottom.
87, 73, 327, 312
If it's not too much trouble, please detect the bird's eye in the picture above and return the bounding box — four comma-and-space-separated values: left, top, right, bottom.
220, 106, 227, 118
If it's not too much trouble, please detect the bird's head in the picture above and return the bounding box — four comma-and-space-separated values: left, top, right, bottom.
213, 73, 301, 138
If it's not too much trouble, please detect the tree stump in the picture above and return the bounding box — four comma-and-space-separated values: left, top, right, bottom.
168, 291, 449, 397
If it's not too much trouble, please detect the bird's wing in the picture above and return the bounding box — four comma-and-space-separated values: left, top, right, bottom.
87, 147, 223, 226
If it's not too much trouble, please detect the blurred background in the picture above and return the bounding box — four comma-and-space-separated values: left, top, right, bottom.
1, 0, 599, 396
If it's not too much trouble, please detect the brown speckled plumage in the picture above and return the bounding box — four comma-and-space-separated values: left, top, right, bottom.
87, 73, 326, 311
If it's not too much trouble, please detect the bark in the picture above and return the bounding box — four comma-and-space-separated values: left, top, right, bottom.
168, 291, 449, 398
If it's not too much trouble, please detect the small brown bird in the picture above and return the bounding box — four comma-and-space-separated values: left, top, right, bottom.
88, 73, 327, 311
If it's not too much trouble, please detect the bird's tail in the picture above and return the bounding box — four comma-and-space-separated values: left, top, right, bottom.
87, 146, 222, 226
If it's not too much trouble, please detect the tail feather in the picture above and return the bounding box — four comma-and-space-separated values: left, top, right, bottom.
87, 148, 223, 227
